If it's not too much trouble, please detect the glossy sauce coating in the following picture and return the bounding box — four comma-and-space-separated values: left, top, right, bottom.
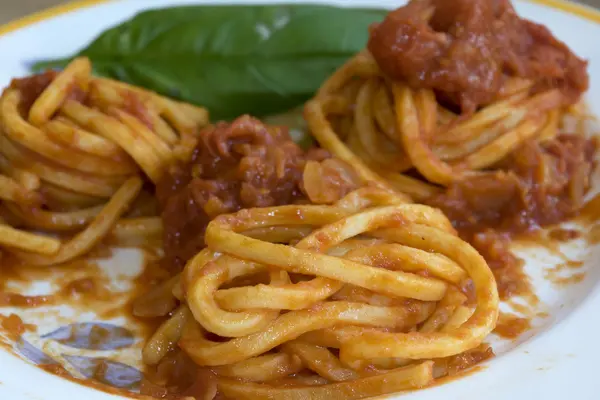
368, 0, 589, 113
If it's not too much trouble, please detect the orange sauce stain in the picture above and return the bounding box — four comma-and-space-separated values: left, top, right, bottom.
543, 249, 587, 288
39, 364, 149, 399
493, 312, 532, 339
587, 224, 600, 245
506, 300, 533, 316
578, 193, 600, 222
509, 225, 591, 298
0, 247, 171, 400
0, 314, 24, 339
514, 230, 570, 261
0, 245, 168, 393
544, 271, 586, 287
0, 314, 36, 338
0, 256, 113, 308
548, 228, 582, 242
536, 311, 549, 318
578, 193, 600, 245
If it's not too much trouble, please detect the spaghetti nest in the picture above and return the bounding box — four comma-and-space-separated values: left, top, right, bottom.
0, 57, 208, 264
304, 0, 592, 202
142, 187, 499, 400
305, 50, 585, 201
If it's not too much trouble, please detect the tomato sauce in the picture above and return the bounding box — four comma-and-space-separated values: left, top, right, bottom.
368, 0, 588, 113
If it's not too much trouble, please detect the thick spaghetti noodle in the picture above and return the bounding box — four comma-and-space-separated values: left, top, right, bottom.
140, 187, 498, 399
0, 57, 208, 264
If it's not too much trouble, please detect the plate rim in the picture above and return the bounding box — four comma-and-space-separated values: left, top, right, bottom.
1, 0, 600, 38
1, 1, 600, 400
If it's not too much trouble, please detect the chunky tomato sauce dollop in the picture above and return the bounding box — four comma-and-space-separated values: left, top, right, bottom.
368, 0, 589, 113
157, 116, 356, 271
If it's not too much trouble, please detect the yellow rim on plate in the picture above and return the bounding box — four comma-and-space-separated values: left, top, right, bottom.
0, 0, 599, 38
0, 0, 111, 36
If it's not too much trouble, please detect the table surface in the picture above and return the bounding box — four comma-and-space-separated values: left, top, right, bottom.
1, 0, 600, 25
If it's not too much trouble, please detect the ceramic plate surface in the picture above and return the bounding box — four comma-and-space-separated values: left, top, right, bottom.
1, 0, 600, 399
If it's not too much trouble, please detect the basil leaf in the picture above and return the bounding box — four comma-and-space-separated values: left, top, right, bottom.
32, 5, 386, 120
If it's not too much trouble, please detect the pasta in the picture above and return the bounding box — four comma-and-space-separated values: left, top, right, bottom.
138, 187, 499, 399
305, 50, 584, 200
0, 57, 209, 263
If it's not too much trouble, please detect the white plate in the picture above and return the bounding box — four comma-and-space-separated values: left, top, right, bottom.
1, 0, 600, 399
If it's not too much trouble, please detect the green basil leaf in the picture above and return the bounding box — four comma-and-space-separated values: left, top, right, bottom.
32, 5, 386, 120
